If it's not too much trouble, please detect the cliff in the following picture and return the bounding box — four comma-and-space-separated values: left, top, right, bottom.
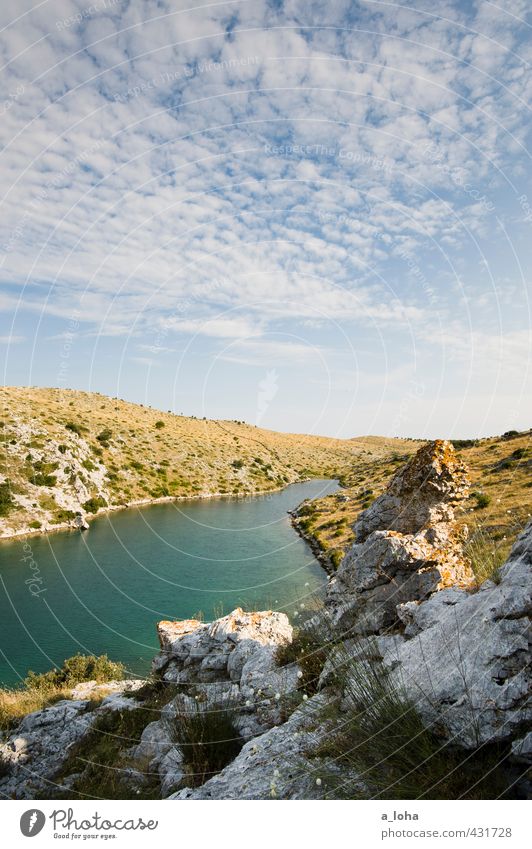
1, 441, 530, 799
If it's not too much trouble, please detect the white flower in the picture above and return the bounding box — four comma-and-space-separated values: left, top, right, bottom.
316, 778, 322, 786
275, 692, 281, 700
273, 769, 280, 777
302, 694, 308, 701
293, 611, 299, 617
245, 700, 251, 707
304, 582, 309, 587
297, 670, 303, 678
300, 603, 305, 608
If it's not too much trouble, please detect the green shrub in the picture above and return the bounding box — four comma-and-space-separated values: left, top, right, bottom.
82, 496, 107, 514
231, 459, 244, 469
29, 520, 42, 529
472, 491, 491, 509
154, 420, 165, 429
0, 480, 15, 516
171, 696, 243, 787
51, 509, 76, 524
330, 549, 344, 569
96, 428, 113, 446
24, 654, 124, 692
276, 628, 329, 696
82, 458, 96, 472
65, 422, 85, 436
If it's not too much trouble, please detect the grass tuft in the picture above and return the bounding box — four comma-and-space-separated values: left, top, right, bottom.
170, 695, 243, 787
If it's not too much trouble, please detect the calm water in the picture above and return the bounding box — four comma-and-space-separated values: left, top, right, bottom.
0, 479, 338, 687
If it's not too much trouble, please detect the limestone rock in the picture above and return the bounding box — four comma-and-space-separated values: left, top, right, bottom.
0, 681, 143, 799
354, 439, 469, 541
327, 440, 474, 634
72, 513, 89, 531
154, 608, 292, 684
0, 700, 95, 799
378, 521, 532, 751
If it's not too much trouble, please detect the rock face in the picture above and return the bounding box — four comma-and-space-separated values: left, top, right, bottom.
327, 440, 474, 635
354, 439, 470, 540
379, 522, 532, 751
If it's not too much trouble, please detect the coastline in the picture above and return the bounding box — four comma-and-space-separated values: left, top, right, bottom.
288, 507, 336, 576
0, 477, 323, 544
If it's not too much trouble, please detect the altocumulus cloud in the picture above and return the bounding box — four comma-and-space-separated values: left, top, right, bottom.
0, 0, 530, 437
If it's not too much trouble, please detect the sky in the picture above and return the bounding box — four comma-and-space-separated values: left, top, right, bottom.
0, 0, 530, 439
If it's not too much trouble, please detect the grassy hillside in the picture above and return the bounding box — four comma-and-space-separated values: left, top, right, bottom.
292, 430, 532, 576
0, 386, 416, 539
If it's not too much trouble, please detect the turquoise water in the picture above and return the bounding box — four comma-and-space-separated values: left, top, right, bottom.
0, 480, 338, 687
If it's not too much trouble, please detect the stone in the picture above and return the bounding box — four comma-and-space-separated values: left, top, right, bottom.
353, 439, 470, 540
169, 693, 336, 800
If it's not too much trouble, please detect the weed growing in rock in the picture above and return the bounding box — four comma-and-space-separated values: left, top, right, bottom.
171, 695, 243, 787
316, 646, 516, 800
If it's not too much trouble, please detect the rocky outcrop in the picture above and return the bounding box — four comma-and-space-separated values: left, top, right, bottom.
353, 439, 470, 540
327, 440, 474, 635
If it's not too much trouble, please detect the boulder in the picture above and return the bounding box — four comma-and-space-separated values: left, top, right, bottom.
154, 608, 292, 683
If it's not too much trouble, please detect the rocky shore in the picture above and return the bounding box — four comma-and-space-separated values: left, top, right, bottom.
1, 440, 530, 800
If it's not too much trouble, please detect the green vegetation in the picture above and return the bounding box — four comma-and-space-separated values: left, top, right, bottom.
49, 708, 160, 800
65, 421, 85, 436
96, 428, 113, 447
154, 420, 165, 429
276, 627, 329, 696
465, 529, 511, 586
24, 654, 124, 692
0, 481, 15, 516
171, 696, 243, 787
82, 496, 107, 514
0, 654, 124, 733
472, 491, 491, 509
316, 647, 515, 799
26, 460, 59, 488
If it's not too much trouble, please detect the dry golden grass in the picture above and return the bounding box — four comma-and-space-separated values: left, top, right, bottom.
0, 386, 420, 536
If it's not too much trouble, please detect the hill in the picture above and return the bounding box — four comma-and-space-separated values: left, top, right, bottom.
0, 386, 420, 539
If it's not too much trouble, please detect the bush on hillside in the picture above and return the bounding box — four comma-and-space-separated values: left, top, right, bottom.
24, 654, 124, 692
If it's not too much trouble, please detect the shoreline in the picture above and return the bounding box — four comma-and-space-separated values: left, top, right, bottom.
0, 477, 330, 544
288, 508, 335, 576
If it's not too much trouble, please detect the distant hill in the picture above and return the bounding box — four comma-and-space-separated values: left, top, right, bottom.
0, 387, 421, 539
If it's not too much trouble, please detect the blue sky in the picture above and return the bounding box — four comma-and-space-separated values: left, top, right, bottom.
0, 0, 530, 438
